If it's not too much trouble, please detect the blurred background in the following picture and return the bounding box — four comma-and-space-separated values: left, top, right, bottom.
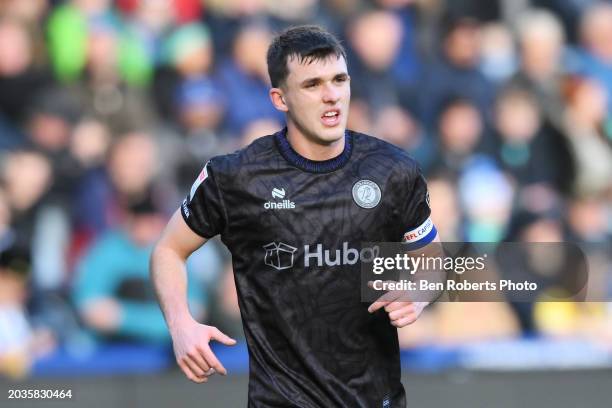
0, 0, 611, 406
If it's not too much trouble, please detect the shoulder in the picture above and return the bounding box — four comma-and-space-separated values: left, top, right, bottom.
350, 130, 422, 175
207, 134, 278, 176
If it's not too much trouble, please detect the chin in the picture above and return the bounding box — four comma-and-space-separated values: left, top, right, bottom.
316, 127, 345, 144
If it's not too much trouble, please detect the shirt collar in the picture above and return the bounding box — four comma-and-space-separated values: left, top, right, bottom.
274, 127, 353, 173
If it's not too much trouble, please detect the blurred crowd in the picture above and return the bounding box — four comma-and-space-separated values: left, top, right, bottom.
0, 0, 611, 378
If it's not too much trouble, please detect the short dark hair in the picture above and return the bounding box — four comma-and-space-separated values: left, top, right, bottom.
267, 25, 347, 88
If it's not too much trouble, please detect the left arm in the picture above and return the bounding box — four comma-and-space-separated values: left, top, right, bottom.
368, 162, 442, 328
368, 235, 443, 327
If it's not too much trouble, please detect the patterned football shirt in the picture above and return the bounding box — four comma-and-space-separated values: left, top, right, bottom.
181, 127, 435, 407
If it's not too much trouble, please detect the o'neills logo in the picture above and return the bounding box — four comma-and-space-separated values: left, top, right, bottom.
264, 187, 295, 210
264, 200, 295, 209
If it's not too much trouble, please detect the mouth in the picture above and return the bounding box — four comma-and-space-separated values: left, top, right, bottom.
321, 109, 341, 127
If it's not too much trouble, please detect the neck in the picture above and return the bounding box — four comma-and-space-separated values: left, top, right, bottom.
286, 120, 345, 161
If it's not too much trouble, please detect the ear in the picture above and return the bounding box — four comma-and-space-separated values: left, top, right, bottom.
269, 88, 289, 112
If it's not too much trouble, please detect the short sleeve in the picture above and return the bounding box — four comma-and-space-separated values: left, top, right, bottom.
180, 160, 226, 238
399, 167, 437, 247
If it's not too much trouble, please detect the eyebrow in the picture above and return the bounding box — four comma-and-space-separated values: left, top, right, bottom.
300, 72, 349, 87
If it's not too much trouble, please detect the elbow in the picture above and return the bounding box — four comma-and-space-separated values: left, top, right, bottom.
149, 241, 186, 279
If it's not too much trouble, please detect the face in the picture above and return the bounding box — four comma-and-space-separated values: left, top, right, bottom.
445, 24, 481, 68
109, 133, 157, 195
496, 95, 540, 143
129, 213, 166, 247
440, 103, 482, 154
272, 54, 350, 144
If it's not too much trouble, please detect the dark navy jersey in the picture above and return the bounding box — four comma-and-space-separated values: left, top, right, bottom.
181, 128, 434, 408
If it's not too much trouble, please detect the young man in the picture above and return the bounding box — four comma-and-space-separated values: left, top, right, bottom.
151, 25, 438, 407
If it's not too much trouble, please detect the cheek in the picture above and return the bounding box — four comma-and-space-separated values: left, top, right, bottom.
290, 95, 318, 116
343, 85, 351, 99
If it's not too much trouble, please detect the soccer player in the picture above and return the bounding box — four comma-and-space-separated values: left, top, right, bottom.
151, 25, 439, 407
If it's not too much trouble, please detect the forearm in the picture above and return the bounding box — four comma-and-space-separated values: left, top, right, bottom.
150, 245, 194, 334
119, 301, 172, 342
406, 236, 445, 304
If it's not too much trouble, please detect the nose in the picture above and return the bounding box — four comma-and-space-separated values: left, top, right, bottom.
321, 82, 340, 104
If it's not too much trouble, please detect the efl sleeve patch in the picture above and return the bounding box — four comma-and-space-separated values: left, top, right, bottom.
403, 217, 437, 245
180, 159, 226, 238
189, 161, 209, 201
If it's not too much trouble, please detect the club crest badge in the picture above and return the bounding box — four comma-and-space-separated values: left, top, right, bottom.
352, 180, 381, 209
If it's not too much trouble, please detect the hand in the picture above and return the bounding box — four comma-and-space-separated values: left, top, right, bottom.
170, 318, 237, 383
82, 298, 121, 332
367, 282, 428, 328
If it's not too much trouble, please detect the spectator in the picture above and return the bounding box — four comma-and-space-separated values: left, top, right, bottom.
480, 22, 517, 84
118, 0, 179, 83
69, 118, 112, 171
73, 131, 160, 242
155, 23, 224, 137
566, 197, 611, 243
203, 0, 270, 57
561, 77, 612, 197
459, 158, 514, 242
0, 18, 53, 129
0, 245, 33, 379
0, 245, 55, 379
574, 2, 612, 114
1, 150, 53, 255
47, 3, 155, 131
509, 9, 567, 128
217, 23, 284, 138
427, 176, 462, 241
501, 210, 566, 332
420, 16, 495, 124
72, 193, 205, 344
430, 97, 488, 177
25, 90, 82, 202
347, 9, 419, 113
372, 105, 437, 174
492, 86, 573, 192
78, 19, 155, 132
46, 0, 114, 83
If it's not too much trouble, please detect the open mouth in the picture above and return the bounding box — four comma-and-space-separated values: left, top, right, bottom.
321, 109, 340, 127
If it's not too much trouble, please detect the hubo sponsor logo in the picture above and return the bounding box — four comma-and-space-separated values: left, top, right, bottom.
263, 242, 297, 270
264, 187, 295, 210
263, 241, 380, 269
304, 242, 380, 267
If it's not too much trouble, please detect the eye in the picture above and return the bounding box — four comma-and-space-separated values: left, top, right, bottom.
305, 82, 317, 89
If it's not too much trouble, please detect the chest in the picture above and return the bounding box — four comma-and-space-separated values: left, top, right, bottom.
222, 169, 401, 245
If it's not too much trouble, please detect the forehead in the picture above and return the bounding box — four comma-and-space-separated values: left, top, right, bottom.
285, 54, 348, 84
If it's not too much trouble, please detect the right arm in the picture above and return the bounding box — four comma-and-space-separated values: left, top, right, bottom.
150, 209, 236, 383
